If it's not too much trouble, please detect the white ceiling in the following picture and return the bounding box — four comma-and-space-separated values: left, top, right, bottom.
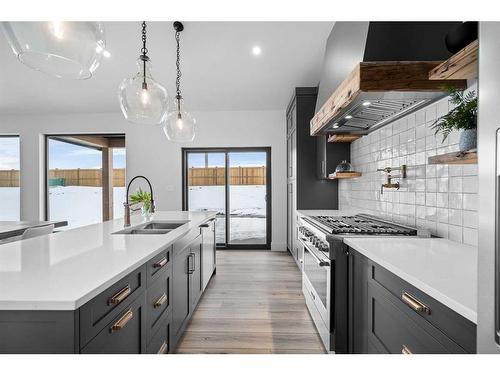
0, 22, 333, 115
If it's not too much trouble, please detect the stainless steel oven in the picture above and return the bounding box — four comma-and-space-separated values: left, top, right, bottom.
298, 217, 332, 350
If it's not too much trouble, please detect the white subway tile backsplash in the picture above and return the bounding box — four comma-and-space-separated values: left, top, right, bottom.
448, 209, 462, 226
416, 124, 426, 139
448, 225, 463, 242
339, 96, 478, 246
462, 210, 478, 229
463, 193, 478, 211
462, 176, 478, 193
449, 177, 463, 193
463, 228, 478, 246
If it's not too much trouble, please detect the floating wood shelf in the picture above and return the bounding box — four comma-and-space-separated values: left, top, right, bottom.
428, 149, 477, 165
429, 40, 478, 80
328, 171, 362, 179
328, 134, 362, 143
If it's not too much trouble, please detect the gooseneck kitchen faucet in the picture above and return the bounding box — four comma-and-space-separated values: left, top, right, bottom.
124, 175, 155, 227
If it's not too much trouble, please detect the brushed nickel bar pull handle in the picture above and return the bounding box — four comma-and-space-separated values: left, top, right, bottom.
110, 309, 133, 332
108, 285, 131, 305
158, 341, 168, 354
154, 257, 168, 268
402, 292, 430, 314
402, 345, 412, 354
153, 293, 168, 308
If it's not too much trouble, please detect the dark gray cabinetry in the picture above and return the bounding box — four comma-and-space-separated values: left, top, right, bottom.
171, 231, 203, 350
81, 293, 147, 354
200, 219, 216, 291
349, 248, 476, 354
189, 235, 203, 309
286, 87, 350, 267
79, 264, 146, 347
171, 243, 192, 346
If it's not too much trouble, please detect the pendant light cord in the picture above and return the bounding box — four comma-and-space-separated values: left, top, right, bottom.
141, 21, 148, 88
175, 29, 182, 101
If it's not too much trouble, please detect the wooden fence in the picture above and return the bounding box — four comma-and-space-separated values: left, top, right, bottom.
0, 168, 126, 187
1, 166, 266, 187
188, 166, 266, 186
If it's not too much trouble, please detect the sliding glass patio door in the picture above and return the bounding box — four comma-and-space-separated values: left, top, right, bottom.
183, 148, 271, 249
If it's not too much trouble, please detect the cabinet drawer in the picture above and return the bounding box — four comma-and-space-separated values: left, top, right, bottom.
147, 310, 171, 354
79, 265, 146, 347
147, 265, 172, 339
147, 247, 171, 284
367, 280, 466, 354
370, 262, 476, 353
81, 293, 147, 354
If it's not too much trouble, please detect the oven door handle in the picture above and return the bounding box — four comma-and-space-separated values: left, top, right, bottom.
299, 237, 330, 267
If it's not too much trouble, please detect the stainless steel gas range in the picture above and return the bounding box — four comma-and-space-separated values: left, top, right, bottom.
297, 214, 429, 353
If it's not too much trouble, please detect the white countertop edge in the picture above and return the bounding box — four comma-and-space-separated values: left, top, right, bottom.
0, 212, 217, 311
344, 238, 477, 324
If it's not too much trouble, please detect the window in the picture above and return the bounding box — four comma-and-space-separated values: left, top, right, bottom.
0, 136, 20, 220
46, 135, 125, 229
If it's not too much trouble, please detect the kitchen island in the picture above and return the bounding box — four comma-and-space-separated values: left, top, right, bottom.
0, 211, 217, 354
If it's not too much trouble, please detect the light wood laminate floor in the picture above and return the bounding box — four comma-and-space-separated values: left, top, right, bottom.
176, 250, 326, 354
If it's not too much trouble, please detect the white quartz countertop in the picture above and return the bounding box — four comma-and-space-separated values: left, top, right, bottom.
297, 209, 477, 323
344, 237, 477, 323
0, 211, 216, 311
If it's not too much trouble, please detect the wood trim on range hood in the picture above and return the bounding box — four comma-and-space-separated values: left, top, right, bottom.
310, 61, 467, 136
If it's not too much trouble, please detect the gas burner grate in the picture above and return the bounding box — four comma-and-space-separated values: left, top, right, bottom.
310, 215, 416, 235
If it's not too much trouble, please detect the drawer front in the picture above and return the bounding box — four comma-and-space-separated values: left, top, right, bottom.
371, 262, 476, 353
147, 265, 172, 338
147, 247, 171, 285
368, 280, 465, 354
81, 293, 147, 354
79, 265, 146, 347
147, 311, 171, 354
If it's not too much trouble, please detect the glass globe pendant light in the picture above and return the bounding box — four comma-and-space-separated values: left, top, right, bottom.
1, 21, 106, 79
118, 22, 168, 125
163, 22, 196, 142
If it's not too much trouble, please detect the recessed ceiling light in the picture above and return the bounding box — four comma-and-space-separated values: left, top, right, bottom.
332, 123, 339, 129
362, 101, 371, 106
345, 115, 353, 120
252, 46, 262, 56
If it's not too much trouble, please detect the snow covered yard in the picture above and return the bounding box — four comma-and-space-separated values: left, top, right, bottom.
0, 187, 20, 220
188, 185, 266, 244
1, 185, 267, 244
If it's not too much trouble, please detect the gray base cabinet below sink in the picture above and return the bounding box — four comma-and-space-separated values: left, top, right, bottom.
0, 219, 216, 354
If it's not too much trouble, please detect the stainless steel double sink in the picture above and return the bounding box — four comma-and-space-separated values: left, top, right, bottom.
113, 220, 189, 235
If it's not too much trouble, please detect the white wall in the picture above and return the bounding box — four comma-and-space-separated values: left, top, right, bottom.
0, 110, 287, 250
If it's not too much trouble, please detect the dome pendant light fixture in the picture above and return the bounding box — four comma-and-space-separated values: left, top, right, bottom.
1, 22, 106, 79
164, 21, 196, 142
118, 21, 168, 125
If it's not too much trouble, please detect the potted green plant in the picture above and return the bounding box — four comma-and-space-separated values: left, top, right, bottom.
129, 188, 153, 219
430, 86, 477, 151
